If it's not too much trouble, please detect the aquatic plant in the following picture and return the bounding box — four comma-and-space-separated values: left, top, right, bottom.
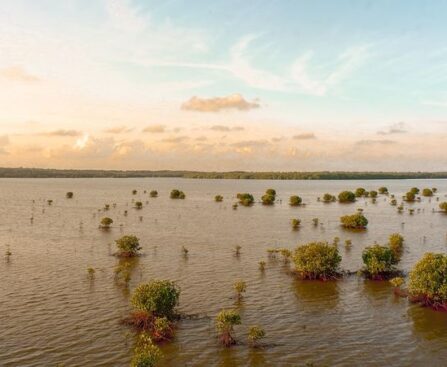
312, 218, 319, 226
439, 202, 447, 213
115, 235, 142, 257
289, 195, 302, 206
149, 190, 158, 198
292, 242, 341, 280
408, 253, 447, 311
214, 195, 223, 202
378, 187, 388, 194
322, 193, 336, 203
233, 280, 246, 300
355, 188, 366, 197
369, 190, 378, 198
338, 191, 356, 203
170, 189, 185, 199
248, 325, 265, 347
114, 261, 132, 285
390, 199, 397, 206
66, 192, 74, 199
422, 188, 433, 197
265, 188, 276, 196
388, 233, 404, 261
237, 193, 254, 206
234, 245, 242, 256
258, 260, 266, 271
132, 190, 138, 195
47, 199, 53, 205
130, 332, 162, 367
104, 204, 110, 211
340, 213, 368, 229
344, 239, 352, 249
135, 201, 143, 209
232, 203, 238, 210
261, 193, 275, 205
100, 217, 113, 229
361, 244, 399, 279
87, 267, 95, 279
131, 280, 180, 319
432, 187, 438, 193
410, 187, 420, 195
215, 309, 241, 347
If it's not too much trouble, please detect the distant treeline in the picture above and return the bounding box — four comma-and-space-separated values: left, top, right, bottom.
0, 167, 447, 180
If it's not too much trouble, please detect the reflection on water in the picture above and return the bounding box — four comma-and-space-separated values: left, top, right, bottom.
1, 178, 447, 366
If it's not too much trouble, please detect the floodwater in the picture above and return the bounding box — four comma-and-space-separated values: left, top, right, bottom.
1, 178, 447, 367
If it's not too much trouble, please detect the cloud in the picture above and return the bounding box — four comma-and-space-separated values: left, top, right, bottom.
181, 94, 260, 112
104, 126, 134, 134
293, 133, 316, 140
355, 139, 397, 146
231, 139, 269, 148
161, 136, 189, 143
38, 129, 82, 137
0, 135, 10, 154
0, 66, 40, 83
195, 136, 207, 141
377, 122, 407, 135
143, 125, 166, 133
210, 125, 245, 132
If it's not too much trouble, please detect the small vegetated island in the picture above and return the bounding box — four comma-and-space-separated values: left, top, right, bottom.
237, 193, 254, 206
170, 189, 185, 199
261, 188, 276, 205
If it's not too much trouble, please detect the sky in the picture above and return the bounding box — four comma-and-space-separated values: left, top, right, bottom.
0, 0, 446, 171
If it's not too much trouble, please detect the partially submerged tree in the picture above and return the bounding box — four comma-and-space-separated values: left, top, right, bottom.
66, 192, 74, 199
115, 235, 142, 257
215, 309, 241, 347
100, 217, 113, 229
322, 193, 336, 203
422, 188, 433, 197
170, 189, 185, 199
233, 280, 246, 300
388, 233, 404, 262
130, 332, 162, 367
404, 191, 416, 202
289, 195, 302, 206
135, 201, 143, 209
355, 188, 366, 197
338, 191, 356, 203
408, 253, 447, 311
214, 195, 223, 202
237, 193, 254, 206
340, 213, 368, 229
248, 325, 265, 347
291, 218, 301, 229
261, 193, 275, 205
361, 244, 400, 280
292, 242, 341, 280
440, 202, 447, 213
378, 187, 388, 195
149, 190, 158, 198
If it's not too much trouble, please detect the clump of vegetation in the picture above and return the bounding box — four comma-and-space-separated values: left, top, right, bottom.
404, 191, 416, 202
340, 212, 368, 229
181, 246, 188, 257
132, 190, 138, 195
232, 203, 238, 210
355, 187, 366, 197
87, 267, 95, 279
115, 235, 142, 257
389, 277, 406, 296
312, 218, 319, 226
258, 260, 266, 271
135, 201, 143, 209
234, 245, 242, 256
130, 332, 162, 367
361, 244, 400, 280
104, 204, 110, 211
439, 202, 447, 213
422, 188, 433, 197
292, 242, 341, 280
408, 253, 447, 311
338, 191, 356, 203
344, 239, 352, 249
5, 246, 12, 259
261, 192, 275, 205
170, 189, 185, 199
388, 233, 404, 262
100, 217, 113, 229
149, 190, 158, 198
289, 195, 302, 206
322, 193, 336, 203
214, 195, 223, 202
66, 192, 74, 199
291, 218, 301, 229
410, 187, 420, 195
378, 187, 388, 194
47, 199, 53, 206
233, 280, 246, 300
369, 190, 378, 198
390, 199, 397, 206
215, 309, 241, 347
237, 193, 254, 206
248, 325, 265, 347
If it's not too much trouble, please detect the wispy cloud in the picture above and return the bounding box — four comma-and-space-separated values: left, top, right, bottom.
210, 125, 245, 132
161, 136, 189, 143
104, 126, 134, 134
293, 133, 316, 140
0, 66, 40, 83
356, 139, 397, 146
182, 94, 259, 112
143, 125, 166, 133
38, 129, 82, 137
377, 122, 407, 135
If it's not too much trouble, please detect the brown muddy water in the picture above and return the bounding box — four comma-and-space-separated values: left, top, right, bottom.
1, 178, 447, 367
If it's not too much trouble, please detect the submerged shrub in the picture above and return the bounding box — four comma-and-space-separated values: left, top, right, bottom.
338, 191, 356, 203
131, 280, 180, 319
292, 242, 341, 280
170, 189, 185, 199
149, 190, 158, 198
130, 332, 162, 367
361, 245, 399, 279
237, 193, 254, 206
132, 190, 138, 195
248, 326, 265, 347
291, 218, 301, 229
388, 233, 404, 261
100, 217, 113, 229
369, 190, 378, 198
265, 188, 276, 196
258, 260, 266, 271
116, 235, 142, 257
408, 253, 447, 310
422, 188, 433, 197
289, 195, 302, 206
135, 201, 143, 209
233, 280, 246, 300
66, 192, 74, 199
440, 202, 447, 213
261, 194, 275, 205
355, 188, 366, 197
215, 309, 241, 347
322, 193, 336, 203
378, 187, 388, 194
410, 187, 420, 195
340, 213, 368, 229
214, 195, 223, 202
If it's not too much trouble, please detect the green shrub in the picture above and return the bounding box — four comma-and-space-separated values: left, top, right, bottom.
100, 217, 113, 228
66, 192, 74, 199
248, 325, 265, 346
291, 218, 301, 229
410, 187, 420, 194
440, 202, 447, 213
361, 245, 397, 279
265, 188, 276, 196
408, 253, 447, 310
338, 191, 356, 203
292, 242, 341, 280
388, 233, 404, 261
355, 188, 366, 197
378, 187, 388, 194
261, 194, 275, 205
322, 193, 336, 203
340, 213, 368, 229
422, 188, 433, 197
116, 235, 142, 257
405, 191, 416, 202
289, 195, 302, 206
233, 280, 246, 300
131, 280, 180, 319
149, 190, 158, 198
215, 309, 241, 347
132, 190, 138, 195
214, 195, 223, 202
237, 193, 254, 206
130, 332, 162, 367
170, 189, 185, 199
369, 190, 378, 198
135, 201, 143, 209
